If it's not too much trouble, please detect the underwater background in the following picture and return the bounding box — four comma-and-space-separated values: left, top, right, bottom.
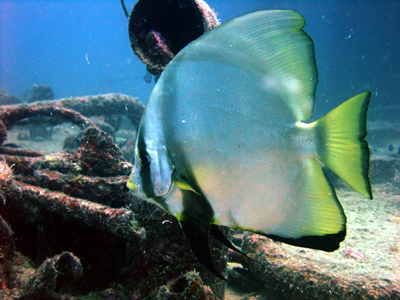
1, 1, 400, 300
1, 0, 399, 119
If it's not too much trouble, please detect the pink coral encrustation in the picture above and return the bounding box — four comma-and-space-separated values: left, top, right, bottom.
344, 248, 365, 261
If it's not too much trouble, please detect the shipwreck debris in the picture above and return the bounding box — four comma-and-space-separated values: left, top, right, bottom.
127, 0, 219, 78
0, 94, 226, 299
26, 84, 55, 103
77, 127, 131, 177
0, 89, 22, 106
0, 120, 7, 146
15, 252, 83, 299
235, 232, 400, 300
155, 270, 217, 300
0, 93, 144, 131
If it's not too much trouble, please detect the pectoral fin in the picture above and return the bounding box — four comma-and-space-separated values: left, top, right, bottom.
177, 175, 201, 195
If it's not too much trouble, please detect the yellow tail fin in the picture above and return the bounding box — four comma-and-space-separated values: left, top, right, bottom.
314, 92, 373, 199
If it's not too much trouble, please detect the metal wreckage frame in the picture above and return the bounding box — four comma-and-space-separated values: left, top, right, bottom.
0, 94, 399, 299
0, 94, 227, 299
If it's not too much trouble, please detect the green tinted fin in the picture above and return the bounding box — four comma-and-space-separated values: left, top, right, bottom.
268, 159, 346, 251
175, 10, 317, 121
233, 158, 346, 251
177, 176, 201, 195
314, 92, 373, 199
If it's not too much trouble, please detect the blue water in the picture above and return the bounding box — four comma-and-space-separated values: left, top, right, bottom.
1, 0, 399, 119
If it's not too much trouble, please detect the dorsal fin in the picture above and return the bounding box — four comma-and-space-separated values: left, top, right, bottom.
169, 10, 318, 121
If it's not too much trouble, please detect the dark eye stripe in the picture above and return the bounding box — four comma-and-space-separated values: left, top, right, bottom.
140, 166, 154, 198
137, 130, 155, 198
137, 128, 147, 152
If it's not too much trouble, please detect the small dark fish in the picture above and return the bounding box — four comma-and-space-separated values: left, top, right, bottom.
62, 136, 80, 150
143, 69, 161, 83
388, 144, 394, 151
144, 69, 153, 83
116, 137, 128, 148
74, 131, 85, 147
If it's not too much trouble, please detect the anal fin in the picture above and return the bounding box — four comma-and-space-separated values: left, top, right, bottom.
210, 224, 248, 258
179, 218, 227, 281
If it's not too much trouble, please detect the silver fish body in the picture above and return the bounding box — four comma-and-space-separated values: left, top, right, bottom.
127, 9, 372, 279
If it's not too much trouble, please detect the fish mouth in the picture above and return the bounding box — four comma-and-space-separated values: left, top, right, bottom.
126, 177, 138, 193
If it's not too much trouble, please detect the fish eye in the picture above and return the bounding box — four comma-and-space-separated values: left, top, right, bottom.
138, 151, 151, 168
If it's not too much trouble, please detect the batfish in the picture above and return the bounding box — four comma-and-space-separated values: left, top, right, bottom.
127, 10, 373, 280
